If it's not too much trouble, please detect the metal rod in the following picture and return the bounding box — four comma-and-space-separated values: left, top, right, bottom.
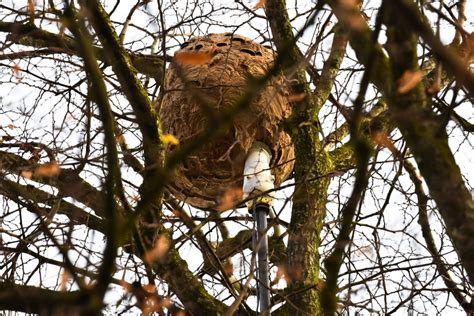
255, 203, 271, 315
242, 142, 273, 315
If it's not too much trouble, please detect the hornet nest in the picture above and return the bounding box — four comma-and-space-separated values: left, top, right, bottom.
159, 33, 295, 210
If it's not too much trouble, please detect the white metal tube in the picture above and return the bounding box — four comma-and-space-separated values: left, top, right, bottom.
243, 142, 275, 206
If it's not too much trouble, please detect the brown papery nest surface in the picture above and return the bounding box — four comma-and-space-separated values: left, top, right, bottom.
160, 33, 295, 210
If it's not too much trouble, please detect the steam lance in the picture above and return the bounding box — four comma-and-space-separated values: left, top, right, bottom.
243, 142, 274, 315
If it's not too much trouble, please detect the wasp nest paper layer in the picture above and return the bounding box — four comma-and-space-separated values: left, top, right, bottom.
160, 33, 294, 210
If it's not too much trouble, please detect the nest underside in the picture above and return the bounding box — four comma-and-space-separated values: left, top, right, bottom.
160, 34, 295, 210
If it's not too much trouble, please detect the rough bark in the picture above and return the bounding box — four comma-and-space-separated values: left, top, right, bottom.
265, 1, 341, 314
384, 0, 474, 285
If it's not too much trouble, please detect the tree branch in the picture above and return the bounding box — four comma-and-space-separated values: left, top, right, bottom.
0, 150, 120, 218
393, 0, 474, 96
265, 1, 333, 313
0, 281, 87, 314
403, 157, 474, 313
0, 178, 104, 232
81, 1, 162, 168
0, 21, 166, 81
384, 0, 474, 285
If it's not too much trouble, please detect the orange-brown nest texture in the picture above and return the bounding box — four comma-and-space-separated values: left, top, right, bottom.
160, 33, 295, 210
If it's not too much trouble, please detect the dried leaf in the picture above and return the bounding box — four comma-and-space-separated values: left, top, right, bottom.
340, 0, 359, 8
116, 134, 125, 145
13, 64, 22, 81
459, 32, 474, 64
217, 187, 243, 211
223, 261, 234, 276
161, 297, 173, 309
372, 132, 391, 148
142, 296, 160, 315
21, 170, 33, 179
27, 0, 35, 14
254, 0, 266, 9
60, 269, 70, 291
338, 0, 366, 31
286, 93, 306, 103
276, 265, 296, 284
397, 70, 423, 94
275, 265, 287, 283
7, 124, 14, 130
143, 284, 156, 294
174, 47, 216, 65
34, 162, 60, 177
285, 263, 304, 283
316, 279, 326, 290
161, 133, 180, 146
144, 235, 170, 264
